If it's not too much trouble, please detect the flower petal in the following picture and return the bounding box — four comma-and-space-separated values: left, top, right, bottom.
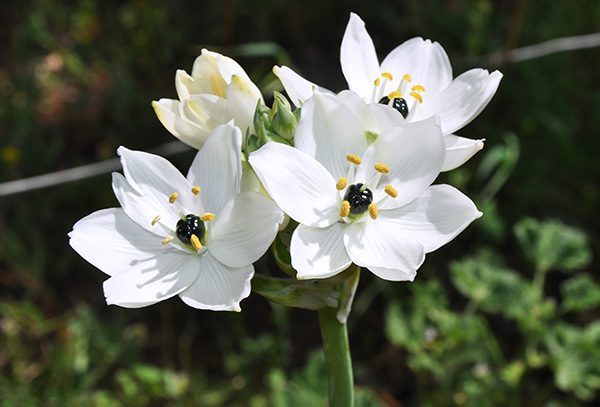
69, 208, 169, 276
209, 192, 283, 268
187, 123, 242, 216
380, 37, 453, 100
343, 220, 424, 281
416, 69, 503, 135
225, 75, 262, 137
340, 12, 380, 98
295, 92, 367, 180
103, 250, 199, 308
336, 90, 400, 135
152, 98, 210, 149
291, 224, 352, 280
178, 252, 253, 311
441, 134, 484, 171
249, 141, 339, 227
273, 65, 326, 108
356, 117, 445, 209
381, 184, 482, 252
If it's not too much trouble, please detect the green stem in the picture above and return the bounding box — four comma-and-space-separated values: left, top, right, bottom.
318, 306, 354, 407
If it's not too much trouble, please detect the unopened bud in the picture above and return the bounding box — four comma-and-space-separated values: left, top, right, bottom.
271, 92, 297, 142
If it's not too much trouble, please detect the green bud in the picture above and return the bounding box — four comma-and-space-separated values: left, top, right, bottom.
253, 101, 273, 133
271, 92, 297, 142
251, 274, 339, 310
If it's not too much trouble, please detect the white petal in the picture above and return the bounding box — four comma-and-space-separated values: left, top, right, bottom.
442, 134, 485, 171
225, 75, 262, 137
152, 99, 210, 149
178, 252, 253, 311
295, 92, 367, 180
175, 69, 211, 100
343, 220, 425, 281
69, 208, 169, 277
380, 37, 453, 99
381, 184, 482, 252
185, 94, 228, 129
291, 224, 352, 280
212, 50, 253, 85
416, 69, 503, 135
273, 65, 325, 108
340, 13, 380, 98
249, 142, 339, 227
190, 49, 220, 82
336, 90, 401, 135
187, 123, 242, 216
209, 192, 283, 268
356, 117, 445, 209
103, 250, 199, 308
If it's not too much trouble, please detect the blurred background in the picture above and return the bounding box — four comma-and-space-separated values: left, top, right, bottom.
1, 0, 599, 406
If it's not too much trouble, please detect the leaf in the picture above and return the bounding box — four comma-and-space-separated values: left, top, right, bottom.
561, 274, 600, 312
514, 218, 591, 273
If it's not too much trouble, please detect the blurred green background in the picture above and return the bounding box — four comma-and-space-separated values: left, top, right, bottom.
1, 0, 599, 406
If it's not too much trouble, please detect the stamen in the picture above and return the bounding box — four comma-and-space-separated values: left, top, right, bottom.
191, 186, 201, 195
374, 163, 390, 174
210, 73, 226, 98
410, 92, 423, 103
384, 185, 398, 198
381, 72, 393, 81
346, 154, 362, 165
161, 236, 174, 245
388, 91, 402, 99
190, 234, 202, 250
339, 201, 350, 218
200, 213, 216, 221
169, 192, 179, 204
412, 85, 425, 92
374, 78, 381, 86
368, 203, 378, 219
336, 177, 348, 191
151, 215, 161, 226
403, 74, 412, 82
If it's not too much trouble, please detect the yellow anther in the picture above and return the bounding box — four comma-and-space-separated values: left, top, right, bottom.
346, 154, 362, 165
191, 186, 201, 195
410, 92, 423, 103
339, 201, 350, 218
403, 74, 412, 82
388, 91, 403, 99
336, 177, 348, 191
161, 236, 174, 245
374, 163, 390, 174
210, 73, 226, 98
169, 192, 179, 204
190, 234, 202, 250
384, 185, 398, 198
374, 78, 381, 86
200, 213, 216, 221
412, 85, 425, 92
381, 72, 393, 81
151, 215, 161, 226
368, 203, 378, 219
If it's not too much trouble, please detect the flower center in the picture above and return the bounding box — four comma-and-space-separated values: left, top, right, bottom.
373, 72, 425, 120
343, 183, 373, 217
176, 214, 206, 247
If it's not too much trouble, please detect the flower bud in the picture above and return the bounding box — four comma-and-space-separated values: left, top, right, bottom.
271, 92, 297, 142
253, 101, 273, 134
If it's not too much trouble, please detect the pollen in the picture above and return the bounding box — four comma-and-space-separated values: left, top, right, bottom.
161, 236, 174, 245
151, 215, 161, 226
200, 213, 216, 221
388, 91, 402, 99
346, 154, 362, 165
190, 234, 202, 250
403, 74, 412, 82
381, 72, 393, 81
210, 73, 226, 98
191, 186, 201, 195
336, 177, 348, 191
339, 201, 350, 218
374, 78, 381, 86
412, 85, 426, 92
374, 163, 390, 174
384, 185, 398, 198
169, 192, 179, 204
410, 92, 423, 103
368, 203, 378, 219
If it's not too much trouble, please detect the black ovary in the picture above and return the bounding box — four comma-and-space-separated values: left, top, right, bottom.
176, 214, 206, 245
343, 183, 373, 216
378, 96, 409, 119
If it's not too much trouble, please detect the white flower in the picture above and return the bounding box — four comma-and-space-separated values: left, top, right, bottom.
249, 93, 482, 281
274, 12, 503, 171
153, 49, 263, 149
69, 123, 283, 311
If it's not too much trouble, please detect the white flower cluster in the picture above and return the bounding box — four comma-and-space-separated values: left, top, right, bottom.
69, 13, 501, 311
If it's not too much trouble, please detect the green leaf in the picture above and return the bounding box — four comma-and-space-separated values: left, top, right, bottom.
561, 274, 600, 312
514, 218, 591, 273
